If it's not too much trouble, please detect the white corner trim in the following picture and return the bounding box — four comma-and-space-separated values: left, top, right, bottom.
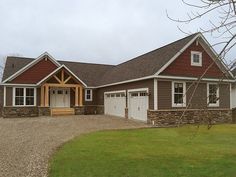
127, 88, 149, 93
155, 33, 201, 76
104, 90, 126, 95
85, 89, 93, 101
207, 83, 220, 107
3, 86, 6, 107
154, 78, 158, 110
2, 52, 61, 83
230, 83, 232, 109
171, 81, 186, 107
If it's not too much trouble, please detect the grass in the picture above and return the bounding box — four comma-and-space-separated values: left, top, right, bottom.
49, 124, 236, 177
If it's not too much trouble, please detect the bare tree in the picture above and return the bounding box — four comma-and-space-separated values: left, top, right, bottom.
167, 0, 236, 128
0, 56, 6, 82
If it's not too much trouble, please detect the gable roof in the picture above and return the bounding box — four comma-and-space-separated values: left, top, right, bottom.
2, 33, 233, 87
2, 52, 61, 83
97, 33, 199, 85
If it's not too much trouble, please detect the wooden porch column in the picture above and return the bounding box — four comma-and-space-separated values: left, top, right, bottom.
79, 87, 83, 106
45, 85, 49, 107
75, 86, 79, 107
40, 86, 45, 107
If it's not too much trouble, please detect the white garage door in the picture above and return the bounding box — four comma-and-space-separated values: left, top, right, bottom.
128, 91, 149, 121
104, 91, 126, 117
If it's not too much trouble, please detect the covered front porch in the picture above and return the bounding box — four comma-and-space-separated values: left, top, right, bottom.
39, 67, 85, 116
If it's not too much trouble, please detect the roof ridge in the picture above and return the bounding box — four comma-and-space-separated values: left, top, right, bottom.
59, 60, 115, 67
115, 33, 199, 67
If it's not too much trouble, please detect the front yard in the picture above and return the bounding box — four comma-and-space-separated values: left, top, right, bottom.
49, 124, 236, 177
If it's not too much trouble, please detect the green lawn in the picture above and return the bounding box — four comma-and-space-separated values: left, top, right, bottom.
49, 125, 236, 177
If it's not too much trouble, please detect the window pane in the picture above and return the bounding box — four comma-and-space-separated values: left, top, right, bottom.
15, 97, 24, 105
26, 88, 34, 96
86, 95, 91, 100
26, 97, 34, 105
86, 90, 91, 94
174, 83, 183, 93
209, 84, 218, 104
193, 54, 200, 63
16, 88, 24, 96
174, 94, 183, 104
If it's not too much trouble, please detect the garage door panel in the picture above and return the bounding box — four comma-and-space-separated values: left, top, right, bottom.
129, 91, 148, 121
104, 92, 126, 117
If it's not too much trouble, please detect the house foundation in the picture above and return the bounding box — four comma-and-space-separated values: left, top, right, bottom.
147, 109, 232, 127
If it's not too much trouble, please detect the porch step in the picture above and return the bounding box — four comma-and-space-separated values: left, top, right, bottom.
51, 108, 75, 116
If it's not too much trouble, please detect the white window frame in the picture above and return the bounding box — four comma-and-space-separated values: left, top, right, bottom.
207, 83, 219, 107
172, 81, 186, 107
191, 51, 202, 67
13, 87, 37, 107
85, 89, 93, 101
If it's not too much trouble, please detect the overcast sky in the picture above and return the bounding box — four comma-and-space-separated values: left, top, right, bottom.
0, 0, 234, 65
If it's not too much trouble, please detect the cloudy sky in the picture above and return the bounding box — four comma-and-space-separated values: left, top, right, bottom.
0, 0, 233, 65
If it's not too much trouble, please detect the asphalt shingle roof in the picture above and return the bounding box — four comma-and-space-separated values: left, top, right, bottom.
4, 33, 222, 86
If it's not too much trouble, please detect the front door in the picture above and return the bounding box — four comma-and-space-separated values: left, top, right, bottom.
50, 88, 70, 108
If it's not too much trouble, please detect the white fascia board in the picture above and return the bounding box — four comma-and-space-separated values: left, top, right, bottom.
96, 75, 154, 88
2, 52, 61, 83
155, 33, 201, 76
62, 65, 87, 87
36, 66, 64, 85
36, 65, 88, 87
198, 34, 235, 79
0, 83, 37, 87
156, 75, 235, 83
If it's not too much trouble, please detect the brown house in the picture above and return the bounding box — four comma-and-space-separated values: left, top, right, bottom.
1, 33, 234, 126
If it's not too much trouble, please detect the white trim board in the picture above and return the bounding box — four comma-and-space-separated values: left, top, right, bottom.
127, 88, 149, 93
36, 65, 87, 87
154, 79, 158, 110
2, 52, 61, 83
104, 90, 126, 95
155, 33, 201, 75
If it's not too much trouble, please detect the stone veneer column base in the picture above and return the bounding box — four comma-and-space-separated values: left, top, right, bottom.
38, 107, 51, 116
74, 106, 85, 115
148, 109, 232, 127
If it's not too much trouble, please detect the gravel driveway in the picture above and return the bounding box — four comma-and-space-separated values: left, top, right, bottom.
0, 115, 148, 177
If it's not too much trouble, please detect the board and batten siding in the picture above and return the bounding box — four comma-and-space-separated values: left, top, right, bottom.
157, 80, 230, 110
95, 79, 154, 110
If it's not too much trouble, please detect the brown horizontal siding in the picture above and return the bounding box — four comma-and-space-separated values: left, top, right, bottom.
95, 79, 154, 109
157, 80, 230, 110
6, 87, 13, 106
157, 81, 171, 110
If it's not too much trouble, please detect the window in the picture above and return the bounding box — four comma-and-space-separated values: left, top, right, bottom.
191, 51, 202, 66
14, 88, 36, 106
15, 88, 24, 106
85, 89, 92, 101
26, 88, 34, 105
172, 82, 186, 107
207, 83, 219, 107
